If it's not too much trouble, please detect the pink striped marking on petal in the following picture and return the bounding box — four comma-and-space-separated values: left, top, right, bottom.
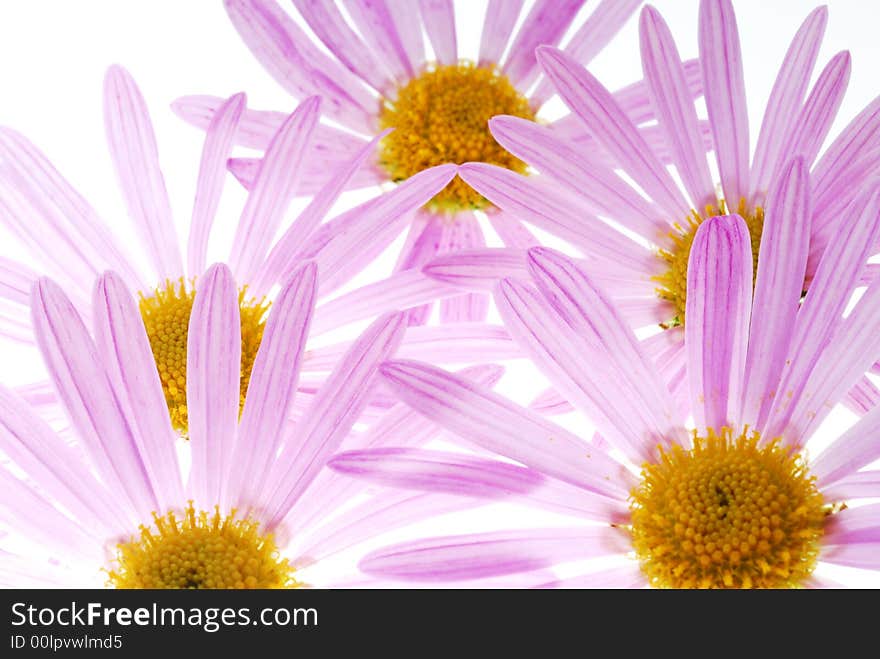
186, 263, 241, 508
685, 215, 753, 432
187, 93, 246, 278
437, 214, 489, 323
640, 6, 715, 211
739, 158, 810, 429
229, 262, 316, 508
358, 527, 631, 582
103, 65, 182, 281
224, 0, 375, 131
380, 359, 634, 499
93, 272, 184, 511
750, 6, 828, 199
699, 0, 750, 206
423, 248, 529, 291
229, 96, 320, 284
30, 278, 156, 521
259, 312, 406, 529
536, 45, 690, 219
479, 0, 523, 67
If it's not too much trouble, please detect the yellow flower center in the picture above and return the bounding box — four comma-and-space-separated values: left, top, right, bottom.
139, 279, 268, 436
378, 61, 535, 213
107, 503, 297, 589
629, 428, 834, 589
653, 200, 764, 327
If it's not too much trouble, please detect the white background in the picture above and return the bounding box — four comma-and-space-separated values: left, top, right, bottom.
1, 0, 878, 587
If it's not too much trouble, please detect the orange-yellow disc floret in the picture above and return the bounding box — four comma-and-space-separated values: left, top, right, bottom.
139, 279, 268, 436
107, 503, 297, 589
378, 61, 535, 213
629, 428, 836, 589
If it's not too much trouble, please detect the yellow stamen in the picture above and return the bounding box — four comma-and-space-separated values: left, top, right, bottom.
378, 61, 535, 213
629, 428, 835, 589
653, 199, 764, 327
107, 502, 297, 589
139, 278, 268, 436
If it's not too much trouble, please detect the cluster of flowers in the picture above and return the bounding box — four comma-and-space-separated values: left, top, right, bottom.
1, 0, 879, 589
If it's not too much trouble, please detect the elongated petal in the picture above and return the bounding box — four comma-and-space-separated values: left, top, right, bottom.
536, 45, 690, 218
187, 264, 241, 508
187, 93, 245, 277
750, 6, 827, 198
93, 272, 183, 510
359, 527, 630, 582
740, 158, 810, 428
342, 0, 415, 82
699, 0, 750, 205
103, 65, 181, 281
763, 188, 880, 440
423, 248, 528, 291
686, 215, 752, 431
292, 0, 394, 91
488, 210, 540, 248
640, 6, 715, 210
314, 164, 458, 292
496, 250, 678, 463
260, 313, 406, 528
536, 564, 647, 589
489, 115, 668, 240
253, 129, 389, 296
225, 0, 374, 130
230, 262, 316, 507
0, 130, 142, 295
229, 96, 320, 283
479, 0, 523, 67
438, 214, 489, 322
418, 0, 456, 65
821, 504, 880, 569
822, 471, 880, 502
380, 359, 634, 499
31, 278, 155, 520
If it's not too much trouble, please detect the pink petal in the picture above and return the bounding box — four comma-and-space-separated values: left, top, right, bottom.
186, 263, 241, 508
640, 6, 715, 210
686, 215, 752, 432
292, 0, 394, 91
489, 115, 668, 240
750, 6, 827, 198
536, 45, 690, 218
259, 312, 406, 528
821, 504, 880, 569
739, 158, 810, 429
488, 210, 540, 248
423, 248, 529, 291
187, 93, 246, 278
342, 0, 416, 83
418, 0, 457, 65
438, 214, 489, 323
230, 262, 316, 507
224, 0, 375, 131
358, 527, 630, 582
103, 65, 182, 281
811, 395, 880, 489
479, 0, 523, 67
821, 471, 880, 502
30, 278, 155, 520
229, 96, 320, 284
92, 272, 183, 511
699, 0, 750, 205
535, 563, 647, 589
391, 212, 445, 326
314, 164, 458, 293
379, 359, 634, 499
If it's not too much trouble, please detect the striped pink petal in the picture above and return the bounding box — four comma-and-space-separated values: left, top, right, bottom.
437, 214, 489, 323
686, 215, 752, 432
186, 263, 241, 508
821, 471, 880, 502
419, 0, 457, 65
479, 0, 523, 67
342, 0, 416, 83
103, 65, 182, 281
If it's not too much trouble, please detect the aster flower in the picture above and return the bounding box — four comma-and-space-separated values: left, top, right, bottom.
172, 0, 706, 324
328, 208, 880, 588
439, 1, 880, 395
0, 261, 497, 588
0, 65, 456, 435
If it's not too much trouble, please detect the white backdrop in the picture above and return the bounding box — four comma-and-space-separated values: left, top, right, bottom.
1, 0, 878, 587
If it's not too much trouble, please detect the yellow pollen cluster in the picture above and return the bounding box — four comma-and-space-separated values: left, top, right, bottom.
629, 428, 832, 589
378, 61, 535, 213
107, 503, 296, 589
653, 199, 764, 327
139, 279, 268, 436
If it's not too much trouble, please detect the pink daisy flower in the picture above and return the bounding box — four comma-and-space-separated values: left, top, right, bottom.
173, 0, 705, 323
434, 1, 880, 391
0, 65, 456, 435
328, 210, 880, 588
0, 262, 498, 588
